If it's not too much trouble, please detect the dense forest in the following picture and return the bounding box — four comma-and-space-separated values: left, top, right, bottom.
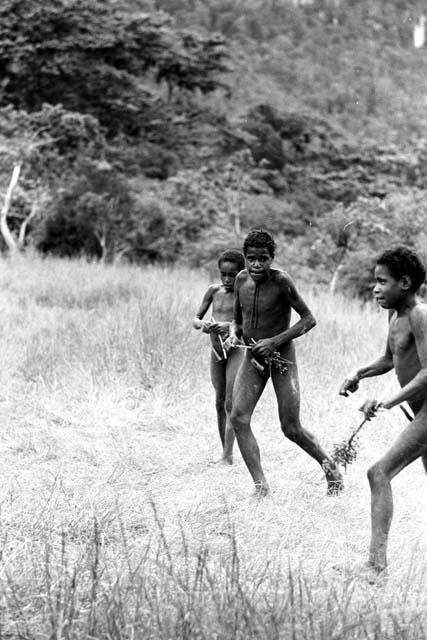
1, 0, 427, 295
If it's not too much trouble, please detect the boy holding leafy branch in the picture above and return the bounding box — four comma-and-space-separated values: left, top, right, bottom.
340, 246, 427, 576
227, 228, 343, 497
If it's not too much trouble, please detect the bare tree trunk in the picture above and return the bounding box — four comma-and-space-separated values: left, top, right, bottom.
329, 247, 347, 295
0, 163, 21, 253
18, 198, 39, 249
225, 187, 242, 237
329, 264, 343, 295
112, 242, 129, 264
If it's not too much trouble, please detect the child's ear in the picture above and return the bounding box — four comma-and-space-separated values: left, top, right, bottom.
401, 275, 411, 291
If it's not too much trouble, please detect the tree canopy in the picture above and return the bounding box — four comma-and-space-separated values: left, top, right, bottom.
1, 0, 427, 296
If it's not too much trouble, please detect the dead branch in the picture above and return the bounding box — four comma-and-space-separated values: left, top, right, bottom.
0, 163, 21, 252
18, 197, 39, 247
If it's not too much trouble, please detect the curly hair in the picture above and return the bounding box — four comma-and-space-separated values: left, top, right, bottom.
376, 246, 426, 292
217, 249, 245, 270
242, 229, 276, 258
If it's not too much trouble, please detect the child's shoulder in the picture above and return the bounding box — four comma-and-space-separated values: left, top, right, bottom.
401, 301, 427, 332
271, 268, 293, 284
408, 300, 427, 321
208, 283, 223, 295
235, 269, 248, 284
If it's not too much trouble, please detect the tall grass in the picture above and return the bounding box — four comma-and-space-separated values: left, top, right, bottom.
0, 254, 426, 638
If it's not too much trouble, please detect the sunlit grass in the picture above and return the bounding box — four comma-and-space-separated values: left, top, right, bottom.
0, 253, 425, 638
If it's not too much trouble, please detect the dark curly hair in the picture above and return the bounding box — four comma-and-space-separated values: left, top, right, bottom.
242, 229, 276, 258
376, 246, 426, 292
217, 249, 245, 270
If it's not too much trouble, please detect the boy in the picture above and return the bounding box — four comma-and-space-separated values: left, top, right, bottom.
227, 229, 343, 496
339, 245, 427, 575
192, 249, 245, 464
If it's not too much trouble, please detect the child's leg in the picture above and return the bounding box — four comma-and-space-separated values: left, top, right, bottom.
230, 354, 269, 494
210, 352, 227, 448
222, 348, 245, 464
367, 405, 427, 572
271, 359, 343, 495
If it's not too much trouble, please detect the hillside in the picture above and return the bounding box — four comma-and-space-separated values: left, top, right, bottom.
1, 0, 427, 295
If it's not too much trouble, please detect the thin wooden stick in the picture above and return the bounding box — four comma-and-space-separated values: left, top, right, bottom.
332, 376, 398, 469
211, 315, 227, 359
400, 404, 414, 422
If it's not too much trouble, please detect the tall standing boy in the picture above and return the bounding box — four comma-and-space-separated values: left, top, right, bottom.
340, 245, 427, 575
193, 249, 245, 464
228, 229, 343, 496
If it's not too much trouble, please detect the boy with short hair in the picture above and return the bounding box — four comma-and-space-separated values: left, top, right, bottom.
340, 245, 427, 575
228, 229, 343, 496
193, 249, 245, 464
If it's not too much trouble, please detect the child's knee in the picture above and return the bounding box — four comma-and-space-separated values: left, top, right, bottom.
281, 418, 301, 442
225, 396, 233, 415
230, 406, 249, 432
367, 463, 388, 488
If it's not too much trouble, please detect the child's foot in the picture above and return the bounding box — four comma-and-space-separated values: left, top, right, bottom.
322, 460, 344, 496
208, 457, 233, 466
251, 482, 270, 498
351, 561, 386, 584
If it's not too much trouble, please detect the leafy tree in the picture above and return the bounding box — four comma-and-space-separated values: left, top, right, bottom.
0, 0, 229, 138
35, 159, 138, 261
312, 190, 427, 298
0, 104, 106, 252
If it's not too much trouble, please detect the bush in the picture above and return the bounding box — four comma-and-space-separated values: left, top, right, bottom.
313, 189, 427, 298
240, 194, 307, 237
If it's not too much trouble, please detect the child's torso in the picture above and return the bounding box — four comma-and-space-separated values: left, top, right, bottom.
211, 287, 234, 322
239, 271, 291, 340
389, 312, 421, 391
210, 286, 234, 353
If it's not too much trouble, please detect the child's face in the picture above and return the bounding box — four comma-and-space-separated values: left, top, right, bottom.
219, 260, 241, 292
244, 246, 273, 282
373, 264, 407, 308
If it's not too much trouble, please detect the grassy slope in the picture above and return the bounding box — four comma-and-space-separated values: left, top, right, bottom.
0, 255, 426, 638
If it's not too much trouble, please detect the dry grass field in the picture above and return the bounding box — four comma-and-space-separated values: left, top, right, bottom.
0, 254, 426, 639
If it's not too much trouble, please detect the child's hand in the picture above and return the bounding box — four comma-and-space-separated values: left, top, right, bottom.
359, 399, 382, 420
225, 334, 240, 348
252, 338, 277, 359
209, 322, 230, 335
339, 373, 360, 397
192, 317, 203, 330
201, 320, 212, 333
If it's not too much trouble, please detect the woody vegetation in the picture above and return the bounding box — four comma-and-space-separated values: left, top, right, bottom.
1, 0, 427, 296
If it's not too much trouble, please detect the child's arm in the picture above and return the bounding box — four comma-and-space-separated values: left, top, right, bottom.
363, 305, 427, 413
192, 285, 216, 330
339, 343, 394, 397
340, 309, 394, 397
227, 274, 244, 345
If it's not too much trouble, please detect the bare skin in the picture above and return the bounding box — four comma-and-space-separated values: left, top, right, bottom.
193, 260, 244, 464
339, 263, 427, 574
228, 246, 343, 496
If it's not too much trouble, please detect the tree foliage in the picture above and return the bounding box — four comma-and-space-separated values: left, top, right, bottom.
1, 0, 427, 294
310, 190, 427, 298
0, 0, 228, 137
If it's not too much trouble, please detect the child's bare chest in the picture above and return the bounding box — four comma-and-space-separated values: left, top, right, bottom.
212, 289, 234, 319
240, 281, 284, 316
